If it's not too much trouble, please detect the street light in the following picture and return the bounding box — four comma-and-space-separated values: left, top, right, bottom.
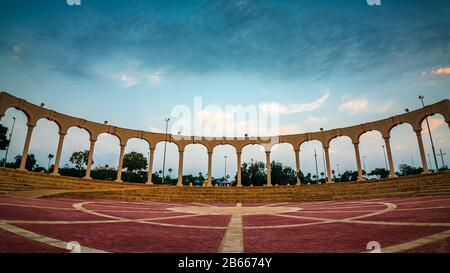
382, 145, 388, 170
438, 149, 447, 169
362, 155, 366, 175
3, 117, 16, 167
161, 118, 170, 184
419, 95, 438, 170
224, 155, 227, 180
314, 149, 319, 183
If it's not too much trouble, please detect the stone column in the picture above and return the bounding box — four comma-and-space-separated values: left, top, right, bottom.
51, 132, 66, 175
353, 142, 364, 181
19, 123, 35, 171
146, 148, 155, 184
265, 151, 272, 186
415, 129, 429, 174
294, 149, 301, 185
324, 146, 333, 183
177, 150, 184, 186
83, 139, 96, 179
115, 144, 126, 182
207, 151, 212, 186
383, 136, 397, 178
236, 151, 242, 187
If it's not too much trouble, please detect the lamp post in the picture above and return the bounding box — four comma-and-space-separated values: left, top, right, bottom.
314, 148, 319, 183
362, 155, 366, 176
382, 145, 388, 170
161, 118, 170, 184
3, 117, 16, 167
418, 95, 438, 170
438, 149, 447, 169
224, 155, 227, 181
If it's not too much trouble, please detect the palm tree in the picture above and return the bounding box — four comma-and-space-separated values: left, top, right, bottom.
47, 154, 54, 170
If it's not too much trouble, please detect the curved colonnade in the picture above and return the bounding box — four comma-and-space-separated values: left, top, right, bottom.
1, 92, 449, 187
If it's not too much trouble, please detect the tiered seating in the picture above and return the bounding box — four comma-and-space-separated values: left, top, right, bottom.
1, 167, 449, 202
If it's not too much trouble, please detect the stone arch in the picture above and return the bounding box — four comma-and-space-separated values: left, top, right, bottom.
212, 144, 237, 184
389, 123, 421, 174
183, 143, 208, 185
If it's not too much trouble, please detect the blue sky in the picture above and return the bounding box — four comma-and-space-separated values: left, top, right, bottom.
0, 0, 449, 178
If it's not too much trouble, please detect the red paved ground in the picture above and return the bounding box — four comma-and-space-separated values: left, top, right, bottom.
0, 195, 449, 253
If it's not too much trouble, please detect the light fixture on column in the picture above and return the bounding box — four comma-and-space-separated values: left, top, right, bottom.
40, 103, 45, 107
162, 118, 170, 185
419, 95, 438, 171
382, 145, 388, 170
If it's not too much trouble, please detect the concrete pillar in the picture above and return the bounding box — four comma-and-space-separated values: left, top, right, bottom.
353, 142, 364, 181
83, 139, 96, 179
177, 150, 184, 186
207, 151, 212, 186
146, 148, 155, 184
237, 152, 242, 187
265, 151, 272, 186
19, 124, 35, 171
51, 132, 66, 175
383, 136, 397, 178
324, 146, 333, 183
115, 144, 126, 182
294, 149, 301, 185
415, 130, 429, 174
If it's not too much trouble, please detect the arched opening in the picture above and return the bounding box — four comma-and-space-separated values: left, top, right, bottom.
153, 141, 179, 185
212, 144, 236, 186
122, 138, 150, 183
299, 140, 325, 184
28, 118, 60, 172
420, 113, 450, 171
329, 136, 357, 182
389, 123, 421, 176
270, 143, 297, 185
91, 133, 121, 181
0, 108, 28, 169
241, 144, 266, 186
359, 130, 388, 179
60, 126, 90, 177
183, 144, 208, 186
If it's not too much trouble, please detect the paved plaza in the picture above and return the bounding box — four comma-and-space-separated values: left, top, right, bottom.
1, 195, 449, 253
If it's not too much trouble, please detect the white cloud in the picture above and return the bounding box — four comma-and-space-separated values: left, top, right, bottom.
306, 116, 327, 124
259, 90, 330, 114
117, 73, 139, 88
149, 126, 163, 133
375, 100, 394, 113
338, 99, 369, 113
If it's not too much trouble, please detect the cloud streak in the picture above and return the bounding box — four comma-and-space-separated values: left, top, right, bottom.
260, 91, 330, 114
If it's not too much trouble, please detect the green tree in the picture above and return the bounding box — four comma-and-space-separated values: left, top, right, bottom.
70, 150, 90, 175
14, 154, 36, 171
368, 168, 389, 179
123, 152, 147, 173
0, 124, 9, 150
399, 164, 422, 176
47, 153, 54, 169
340, 170, 358, 182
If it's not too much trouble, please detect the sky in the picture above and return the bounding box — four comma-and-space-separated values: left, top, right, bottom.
0, 0, 449, 178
